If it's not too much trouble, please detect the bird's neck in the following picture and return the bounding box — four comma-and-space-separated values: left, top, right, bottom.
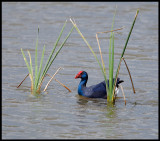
80, 78, 88, 86
78, 78, 88, 96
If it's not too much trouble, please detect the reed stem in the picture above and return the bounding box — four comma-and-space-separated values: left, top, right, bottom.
113, 9, 139, 96
43, 67, 62, 92
46, 73, 71, 92
17, 74, 29, 88
122, 57, 136, 93
119, 84, 126, 105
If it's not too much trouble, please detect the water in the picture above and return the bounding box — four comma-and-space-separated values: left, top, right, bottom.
2, 2, 158, 139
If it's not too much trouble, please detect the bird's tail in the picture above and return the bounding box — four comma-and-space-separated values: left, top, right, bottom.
116, 78, 124, 87
118, 80, 124, 84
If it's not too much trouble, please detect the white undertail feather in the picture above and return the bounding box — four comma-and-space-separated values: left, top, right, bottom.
114, 87, 119, 97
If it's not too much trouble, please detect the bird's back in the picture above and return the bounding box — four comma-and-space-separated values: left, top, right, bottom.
82, 78, 123, 98
83, 81, 106, 98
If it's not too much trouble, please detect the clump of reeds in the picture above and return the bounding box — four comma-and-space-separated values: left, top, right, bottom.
17, 20, 73, 94
70, 9, 139, 104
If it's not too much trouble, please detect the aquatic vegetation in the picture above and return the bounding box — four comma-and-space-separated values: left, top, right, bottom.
17, 20, 73, 94
70, 9, 139, 104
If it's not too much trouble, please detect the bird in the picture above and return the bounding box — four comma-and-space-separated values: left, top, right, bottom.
75, 71, 124, 98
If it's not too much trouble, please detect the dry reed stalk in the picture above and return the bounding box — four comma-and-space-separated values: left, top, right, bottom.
17, 74, 29, 88
28, 51, 34, 91
97, 26, 125, 34
119, 84, 126, 105
46, 74, 71, 92
43, 67, 62, 92
112, 57, 123, 98
122, 57, 136, 93
17, 73, 71, 92
29, 73, 34, 92
96, 34, 105, 73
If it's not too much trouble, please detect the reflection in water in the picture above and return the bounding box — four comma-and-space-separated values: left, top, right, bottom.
76, 94, 117, 119
106, 104, 117, 119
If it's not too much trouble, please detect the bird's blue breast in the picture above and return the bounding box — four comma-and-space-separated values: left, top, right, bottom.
78, 84, 84, 96
77, 80, 86, 96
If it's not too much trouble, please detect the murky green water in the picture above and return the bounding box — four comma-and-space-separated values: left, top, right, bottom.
2, 2, 158, 139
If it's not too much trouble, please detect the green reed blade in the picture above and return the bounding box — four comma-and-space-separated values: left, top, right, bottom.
121, 9, 139, 58
113, 9, 139, 94
108, 33, 115, 101
108, 34, 112, 100
111, 32, 114, 95
34, 26, 39, 91
40, 20, 67, 84
44, 26, 74, 75
36, 44, 45, 89
70, 18, 109, 92
27, 51, 33, 79
111, 32, 114, 87
38, 26, 74, 86
108, 6, 116, 102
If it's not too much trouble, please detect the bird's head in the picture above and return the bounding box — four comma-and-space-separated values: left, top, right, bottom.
75, 71, 88, 80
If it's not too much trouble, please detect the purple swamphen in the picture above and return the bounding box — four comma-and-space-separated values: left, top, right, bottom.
75, 71, 124, 98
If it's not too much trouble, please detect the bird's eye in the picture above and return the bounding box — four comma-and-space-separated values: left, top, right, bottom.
81, 72, 85, 75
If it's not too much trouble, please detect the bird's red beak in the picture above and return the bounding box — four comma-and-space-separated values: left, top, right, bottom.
75, 71, 83, 79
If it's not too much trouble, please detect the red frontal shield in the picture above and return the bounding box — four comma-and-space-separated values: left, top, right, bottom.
75, 71, 83, 79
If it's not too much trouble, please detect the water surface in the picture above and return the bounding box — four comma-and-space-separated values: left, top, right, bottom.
2, 2, 158, 139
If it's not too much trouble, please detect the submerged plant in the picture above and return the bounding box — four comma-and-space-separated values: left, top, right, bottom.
70, 9, 139, 104
17, 21, 73, 94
